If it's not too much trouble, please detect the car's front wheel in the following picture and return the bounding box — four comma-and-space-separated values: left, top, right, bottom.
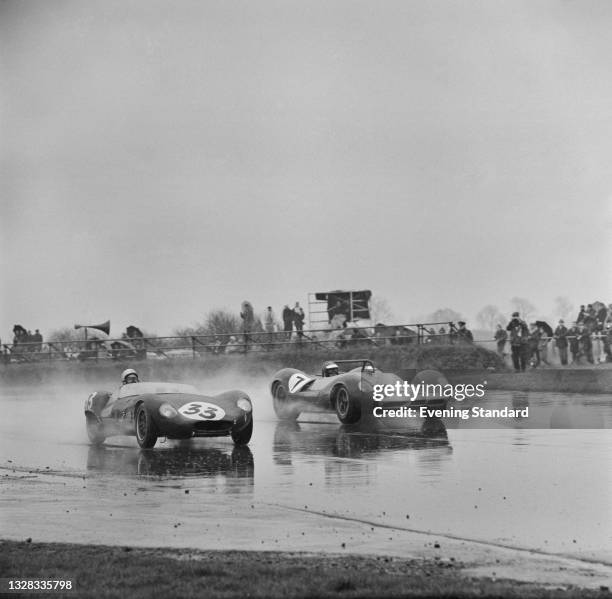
85, 415, 106, 445
334, 386, 361, 424
272, 383, 300, 421
231, 419, 253, 446
135, 405, 158, 448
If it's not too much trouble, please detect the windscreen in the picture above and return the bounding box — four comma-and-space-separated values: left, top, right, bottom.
118, 382, 200, 399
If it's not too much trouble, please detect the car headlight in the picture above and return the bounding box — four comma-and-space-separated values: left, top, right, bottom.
237, 397, 252, 413
159, 403, 178, 418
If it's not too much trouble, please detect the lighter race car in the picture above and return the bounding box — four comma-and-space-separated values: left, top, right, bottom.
270, 359, 448, 424
84, 381, 253, 448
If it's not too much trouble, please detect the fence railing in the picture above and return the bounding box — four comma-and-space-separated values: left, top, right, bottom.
1, 321, 463, 363
3, 323, 608, 364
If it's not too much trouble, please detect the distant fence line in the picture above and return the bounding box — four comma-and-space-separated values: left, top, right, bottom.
2, 321, 465, 363
3, 322, 607, 364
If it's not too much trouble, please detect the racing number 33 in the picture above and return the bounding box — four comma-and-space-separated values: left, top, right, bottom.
178, 401, 225, 421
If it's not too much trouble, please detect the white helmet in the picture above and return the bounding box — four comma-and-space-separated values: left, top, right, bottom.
323, 362, 339, 377
121, 368, 139, 384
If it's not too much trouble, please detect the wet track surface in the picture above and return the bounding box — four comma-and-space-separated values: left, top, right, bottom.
1, 382, 611, 588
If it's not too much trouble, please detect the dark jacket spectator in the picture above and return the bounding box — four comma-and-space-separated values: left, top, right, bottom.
554, 320, 569, 366
568, 323, 581, 362
282, 305, 294, 333
579, 325, 594, 364
506, 313, 529, 371
293, 302, 305, 338
456, 322, 473, 344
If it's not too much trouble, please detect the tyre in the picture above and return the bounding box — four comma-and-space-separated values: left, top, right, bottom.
272, 383, 300, 421
334, 386, 361, 424
85, 415, 106, 445
231, 419, 253, 446
135, 404, 158, 448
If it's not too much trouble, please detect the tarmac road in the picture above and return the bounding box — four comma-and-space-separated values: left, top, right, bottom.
1, 381, 611, 590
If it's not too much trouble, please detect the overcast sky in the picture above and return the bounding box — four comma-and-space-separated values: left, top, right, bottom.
1, 0, 611, 338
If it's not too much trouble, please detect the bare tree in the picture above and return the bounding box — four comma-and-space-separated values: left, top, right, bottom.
425, 308, 465, 324
174, 309, 241, 338
510, 297, 537, 322
476, 305, 504, 331
205, 310, 242, 336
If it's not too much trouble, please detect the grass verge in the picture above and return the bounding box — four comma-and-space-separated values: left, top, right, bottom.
0, 541, 606, 599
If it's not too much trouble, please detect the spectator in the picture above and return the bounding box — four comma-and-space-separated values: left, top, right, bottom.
293, 302, 305, 339
456, 321, 473, 344
33, 329, 43, 352
568, 322, 581, 363
578, 324, 594, 364
576, 305, 586, 324
554, 319, 569, 366
583, 308, 597, 332
263, 306, 276, 347
328, 300, 344, 323
604, 323, 612, 362
438, 325, 447, 344
282, 305, 294, 339
528, 323, 541, 367
494, 324, 507, 356
506, 312, 529, 372
538, 324, 550, 366
240, 301, 255, 349
605, 304, 612, 328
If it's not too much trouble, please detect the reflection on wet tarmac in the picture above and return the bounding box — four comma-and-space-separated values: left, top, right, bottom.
273, 418, 450, 462
86, 444, 254, 479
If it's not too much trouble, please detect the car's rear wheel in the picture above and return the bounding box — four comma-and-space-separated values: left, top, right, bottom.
272, 383, 300, 421
85, 415, 106, 445
135, 405, 158, 448
334, 386, 361, 424
231, 419, 253, 446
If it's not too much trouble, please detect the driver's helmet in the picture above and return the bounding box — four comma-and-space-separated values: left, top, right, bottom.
322, 361, 339, 377
363, 363, 374, 374
121, 368, 139, 384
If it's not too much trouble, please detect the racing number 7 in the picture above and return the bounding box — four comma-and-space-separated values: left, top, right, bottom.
289, 374, 307, 393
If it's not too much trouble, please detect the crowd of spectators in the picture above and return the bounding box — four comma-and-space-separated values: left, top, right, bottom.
495, 302, 612, 371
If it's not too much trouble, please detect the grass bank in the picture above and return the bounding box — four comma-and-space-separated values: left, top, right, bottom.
0, 541, 605, 599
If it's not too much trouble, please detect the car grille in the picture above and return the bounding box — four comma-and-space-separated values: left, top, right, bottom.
192, 421, 233, 435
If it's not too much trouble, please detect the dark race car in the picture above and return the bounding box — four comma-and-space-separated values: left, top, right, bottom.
270, 359, 448, 424
84, 381, 253, 448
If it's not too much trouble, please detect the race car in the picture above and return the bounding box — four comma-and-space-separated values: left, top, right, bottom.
270, 359, 448, 424
84, 381, 253, 448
